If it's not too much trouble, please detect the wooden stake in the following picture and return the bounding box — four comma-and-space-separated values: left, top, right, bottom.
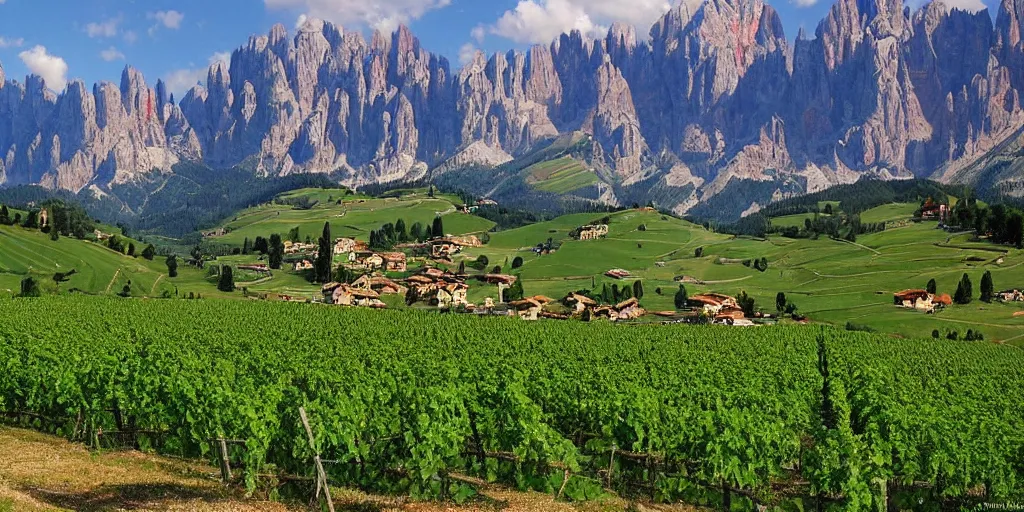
217, 439, 232, 482
607, 446, 616, 488
299, 407, 335, 512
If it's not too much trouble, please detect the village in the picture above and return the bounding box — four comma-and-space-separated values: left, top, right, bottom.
274, 220, 783, 326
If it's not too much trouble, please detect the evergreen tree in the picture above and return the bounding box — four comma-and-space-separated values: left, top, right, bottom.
428, 185, 435, 198
954, 273, 974, 305
166, 255, 178, 278
269, 234, 284, 269
431, 216, 444, 239
22, 210, 38, 229
457, 260, 465, 275
315, 222, 333, 283
288, 226, 301, 243
980, 271, 994, 302
242, 237, 252, 255
218, 266, 235, 292
395, 219, 408, 242
120, 280, 132, 298
632, 280, 644, 301
0, 205, 9, 225
19, 276, 41, 297
128, 243, 136, 257
776, 292, 787, 313
602, 283, 611, 303
926, 279, 937, 295
50, 226, 59, 241
505, 276, 524, 302
410, 222, 424, 242
142, 244, 156, 261
254, 236, 269, 254
737, 291, 756, 317
620, 285, 634, 301
511, 256, 524, 269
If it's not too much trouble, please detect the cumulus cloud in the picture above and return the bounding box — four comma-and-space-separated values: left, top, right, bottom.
123, 30, 138, 44
458, 43, 479, 66
791, 0, 818, 6
18, 45, 68, 91
0, 36, 24, 48
470, 25, 486, 43
100, 47, 125, 61
264, 0, 451, 33
163, 51, 231, 97
489, 0, 670, 45
85, 16, 122, 38
150, 10, 185, 29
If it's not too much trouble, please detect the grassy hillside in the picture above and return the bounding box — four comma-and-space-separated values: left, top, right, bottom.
213, 188, 495, 246
0, 223, 225, 299
5, 187, 1021, 344
454, 203, 1023, 343
523, 157, 598, 193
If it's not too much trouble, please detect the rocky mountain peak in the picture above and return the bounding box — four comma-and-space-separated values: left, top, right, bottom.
1, 0, 1023, 212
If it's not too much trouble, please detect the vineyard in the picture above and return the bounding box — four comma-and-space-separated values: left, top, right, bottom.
1, 297, 1022, 510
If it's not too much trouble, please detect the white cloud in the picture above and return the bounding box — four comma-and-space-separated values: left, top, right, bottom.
18, 45, 68, 91
100, 46, 125, 62
458, 43, 478, 66
123, 30, 138, 44
149, 10, 185, 29
163, 51, 231, 97
0, 36, 24, 48
935, 0, 986, 12
296, 13, 309, 29
264, 0, 452, 32
470, 25, 485, 43
85, 16, 122, 38
489, 0, 671, 45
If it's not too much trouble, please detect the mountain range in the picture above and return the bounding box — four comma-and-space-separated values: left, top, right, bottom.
2, 0, 1024, 216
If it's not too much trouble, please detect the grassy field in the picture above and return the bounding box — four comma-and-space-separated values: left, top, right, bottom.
456, 203, 1024, 343
4, 192, 1022, 344
523, 157, 598, 193
214, 189, 495, 247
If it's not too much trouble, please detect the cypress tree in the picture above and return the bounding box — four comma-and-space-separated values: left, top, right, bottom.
315, 222, 333, 283
926, 279, 937, 295
0, 205, 9, 225
954, 273, 973, 305
269, 234, 284, 269
166, 255, 178, 278
242, 237, 252, 255
980, 271, 994, 303
632, 280, 644, 301
432, 216, 444, 239
218, 266, 235, 292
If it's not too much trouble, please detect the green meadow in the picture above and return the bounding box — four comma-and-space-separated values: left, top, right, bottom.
215, 188, 495, 246
3, 190, 1021, 344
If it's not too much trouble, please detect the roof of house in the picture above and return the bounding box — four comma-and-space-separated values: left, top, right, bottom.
689, 294, 735, 307
934, 294, 953, 306
321, 282, 343, 293
483, 274, 517, 284
894, 289, 930, 300
565, 293, 597, 305
527, 295, 555, 305
715, 307, 746, 320
509, 298, 544, 310
381, 252, 406, 261
335, 285, 380, 299
615, 298, 640, 310
406, 275, 435, 284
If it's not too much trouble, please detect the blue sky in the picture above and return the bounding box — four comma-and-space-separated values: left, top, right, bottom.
0, 0, 994, 97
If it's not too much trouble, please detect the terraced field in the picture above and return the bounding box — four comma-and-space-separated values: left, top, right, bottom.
523, 157, 598, 193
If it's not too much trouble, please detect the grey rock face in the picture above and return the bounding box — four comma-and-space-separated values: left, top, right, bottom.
1, 0, 1023, 210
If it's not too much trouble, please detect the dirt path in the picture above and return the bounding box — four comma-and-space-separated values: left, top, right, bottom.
104, 269, 121, 294
0, 427, 693, 512
150, 274, 164, 296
